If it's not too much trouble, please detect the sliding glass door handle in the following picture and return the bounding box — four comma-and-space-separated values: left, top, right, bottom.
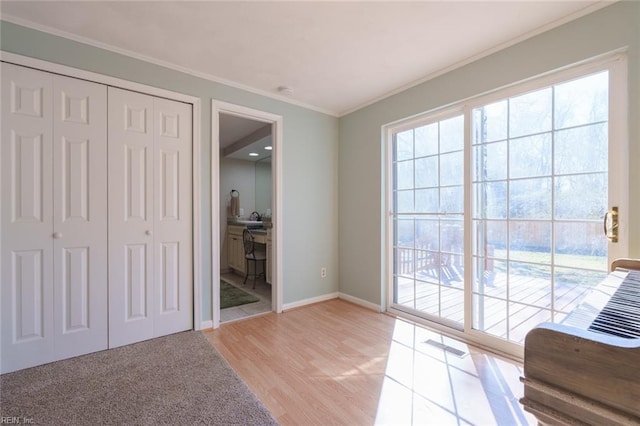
604, 207, 619, 243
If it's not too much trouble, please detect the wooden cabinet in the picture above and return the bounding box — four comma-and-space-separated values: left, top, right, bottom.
227, 225, 273, 282
266, 229, 272, 284
227, 225, 246, 274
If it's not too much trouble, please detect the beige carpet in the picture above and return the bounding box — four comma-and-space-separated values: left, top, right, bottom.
0, 331, 278, 425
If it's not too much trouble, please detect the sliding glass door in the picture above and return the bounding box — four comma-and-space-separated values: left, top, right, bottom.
391, 113, 465, 329
387, 57, 627, 353
471, 71, 610, 344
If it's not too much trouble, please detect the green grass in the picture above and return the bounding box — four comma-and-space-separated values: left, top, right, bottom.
488, 249, 607, 286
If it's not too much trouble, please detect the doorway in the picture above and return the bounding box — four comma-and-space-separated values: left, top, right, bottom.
211, 101, 283, 328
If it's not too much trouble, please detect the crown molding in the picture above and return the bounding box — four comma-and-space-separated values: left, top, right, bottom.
337, 0, 617, 117
0, 13, 338, 117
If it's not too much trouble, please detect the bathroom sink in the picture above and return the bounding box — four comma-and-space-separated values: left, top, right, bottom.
232, 219, 262, 226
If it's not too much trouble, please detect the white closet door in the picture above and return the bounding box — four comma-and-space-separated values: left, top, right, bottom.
52, 75, 108, 360
108, 87, 155, 348
1, 64, 55, 373
153, 97, 192, 336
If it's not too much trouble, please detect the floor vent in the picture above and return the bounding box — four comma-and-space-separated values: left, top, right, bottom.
424, 339, 467, 357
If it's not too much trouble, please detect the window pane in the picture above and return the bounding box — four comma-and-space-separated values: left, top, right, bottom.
474, 220, 507, 257
554, 267, 607, 314
555, 173, 607, 220
441, 186, 463, 214
509, 178, 551, 219
473, 294, 507, 338
415, 123, 438, 157
509, 88, 552, 138
555, 71, 608, 129
395, 160, 413, 190
555, 123, 607, 175
554, 222, 607, 268
509, 303, 551, 343
395, 129, 413, 161
440, 115, 464, 152
392, 113, 464, 328
474, 182, 507, 219
415, 156, 438, 188
396, 190, 413, 213
441, 220, 463, 256
416, 218, 439, 252
440, 151, 463, 186
474, 141, 506, 181
395, 218, 415, 249
415, 188, 438, 213
471, 69, 611, 346
473, 100, 508, 144
509, 134, 551, 179
509, 222, 551, 264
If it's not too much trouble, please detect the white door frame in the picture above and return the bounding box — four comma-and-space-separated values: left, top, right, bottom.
211, 100, 283, 328
0, 51, 205, 331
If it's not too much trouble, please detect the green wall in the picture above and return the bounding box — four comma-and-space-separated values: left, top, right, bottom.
2, 1, 638, 317
338, 1, 640, 306
0, 20, 340, 322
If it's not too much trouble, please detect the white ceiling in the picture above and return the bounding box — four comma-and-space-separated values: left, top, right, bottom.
220, 113, 273, 161
1, 1, 613, 116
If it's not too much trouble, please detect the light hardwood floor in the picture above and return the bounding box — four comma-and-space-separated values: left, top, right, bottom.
204, 299, 537, 425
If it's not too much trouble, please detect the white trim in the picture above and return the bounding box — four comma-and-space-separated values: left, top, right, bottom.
1, 51, 198, 105
191, 99, 204, 331
283, 293, 339, 312
211, 108, 221, 329
211, 100, 283, 329
199, 320, 214, 331
607, 56, 629, 262
382, 52, 629, 360
1, 51, 205, 332
338, 293, 381, 312
1, 14, 336, 117
1, 1, 615, 119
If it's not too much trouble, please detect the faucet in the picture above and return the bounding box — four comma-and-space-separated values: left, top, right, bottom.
249, 211, 262, 221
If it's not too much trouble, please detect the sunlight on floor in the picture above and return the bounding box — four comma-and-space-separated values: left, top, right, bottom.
375, 319, 536, 425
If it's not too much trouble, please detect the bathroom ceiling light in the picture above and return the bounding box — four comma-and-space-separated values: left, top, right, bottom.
264, 146, 272, 150
249, 152, 259, 157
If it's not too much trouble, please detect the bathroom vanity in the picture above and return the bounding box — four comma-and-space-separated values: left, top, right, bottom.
227, 223, 272, 284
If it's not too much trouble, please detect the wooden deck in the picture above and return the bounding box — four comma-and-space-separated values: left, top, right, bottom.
396, 266, 599, 343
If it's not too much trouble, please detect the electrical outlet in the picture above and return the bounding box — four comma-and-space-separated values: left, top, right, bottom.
320, 267, 327, 278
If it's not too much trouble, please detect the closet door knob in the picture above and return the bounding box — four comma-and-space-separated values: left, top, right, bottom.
145, 230, 152, 236
53, 232, 62, 239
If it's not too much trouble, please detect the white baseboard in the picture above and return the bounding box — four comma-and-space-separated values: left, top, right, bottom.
198, 320, 213, 331
282, 292, 339, 311
338, 293, 382, 312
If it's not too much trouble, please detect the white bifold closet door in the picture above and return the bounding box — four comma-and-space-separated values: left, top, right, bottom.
1, 63, 193, 373
1, 63, 108, 373
107, 87, 192, 348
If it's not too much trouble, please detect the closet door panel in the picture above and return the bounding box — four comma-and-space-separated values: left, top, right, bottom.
108, 87, 155, 348
52, 75, 108, 360
153, 98, 192, 336
1, 63, 55, 373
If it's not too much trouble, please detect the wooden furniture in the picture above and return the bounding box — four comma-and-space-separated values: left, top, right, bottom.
227, 225, 246, 274
242, 229, 267, 288
520, 259, 640, 425
266, 229, 272, 284
228, 225, 271, 283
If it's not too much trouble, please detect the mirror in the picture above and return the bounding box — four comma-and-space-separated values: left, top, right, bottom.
255, 156, 272, 215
